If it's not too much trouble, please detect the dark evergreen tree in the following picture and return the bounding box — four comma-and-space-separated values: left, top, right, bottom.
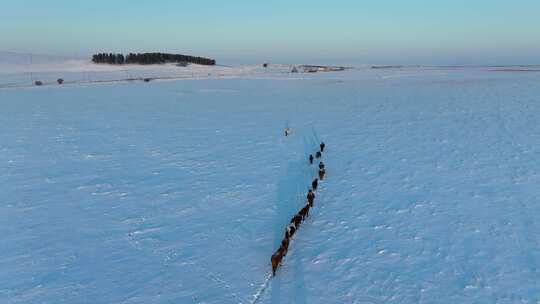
91, 52, 215, 65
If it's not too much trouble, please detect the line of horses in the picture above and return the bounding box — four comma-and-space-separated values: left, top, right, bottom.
271, 141, 327, 276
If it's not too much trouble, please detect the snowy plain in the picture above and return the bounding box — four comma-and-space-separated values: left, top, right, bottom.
0, 56, 296, 89
1, 62, 540, 304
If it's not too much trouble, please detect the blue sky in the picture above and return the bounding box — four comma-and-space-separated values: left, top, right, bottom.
1, 0, 539, 64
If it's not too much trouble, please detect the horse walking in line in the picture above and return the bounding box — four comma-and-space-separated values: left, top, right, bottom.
307, 189, 315, 206
292, 214, 302, 227
271, 247, 285, 276
318, 168, 326, 180
281, 238, 289, 256
286, 224, 296, 239
299, 204, 310, 220
312, 178, 318, 191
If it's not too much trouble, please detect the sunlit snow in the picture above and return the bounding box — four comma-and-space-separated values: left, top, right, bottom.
2, 63, 540, 303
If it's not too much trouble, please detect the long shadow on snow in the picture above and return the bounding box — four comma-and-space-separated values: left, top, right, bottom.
270, 135, 318, 303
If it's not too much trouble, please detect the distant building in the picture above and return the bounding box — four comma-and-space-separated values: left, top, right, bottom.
297, 65, 346, 73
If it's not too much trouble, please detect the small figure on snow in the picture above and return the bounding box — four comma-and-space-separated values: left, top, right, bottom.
309, 154, 314, 164
320, 142, 325, 152
316, 151, 322, 159
284, 128, 291, 136
319, 161, 325, 170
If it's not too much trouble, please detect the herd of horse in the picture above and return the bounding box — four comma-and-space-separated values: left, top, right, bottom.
271, 141, 327, 276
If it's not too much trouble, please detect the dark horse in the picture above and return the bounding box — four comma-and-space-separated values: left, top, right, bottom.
286, 224, 296, 239
292, 214, 302, 227
312, 178, 318, 191
271, 247, 285, 276
299, 204, 310, 220
315, 151, 322, 158
307, 190, 315, 206
318, 168, 326, 180
281, 238, 289, 256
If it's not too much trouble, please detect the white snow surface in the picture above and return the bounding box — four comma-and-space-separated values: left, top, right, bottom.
0, 58, 295, 88
2, 66, 540, 304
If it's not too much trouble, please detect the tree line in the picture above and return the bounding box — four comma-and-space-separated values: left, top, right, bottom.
91, 52, 216, 65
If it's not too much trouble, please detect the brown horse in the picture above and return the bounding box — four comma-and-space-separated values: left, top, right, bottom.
307, 190, 315, 206
318, 168, 326, 180
290, 214, 301, 228
299, 205, 310, 220
312, 178, 318, 191
293, 214, 302, 227
281, 238, 290, 256
271, 248, 284, 276
287, 224, 296, 238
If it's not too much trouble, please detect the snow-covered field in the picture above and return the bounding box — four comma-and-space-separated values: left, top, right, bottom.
2, 66, 540, 303
0, 58, 296, 88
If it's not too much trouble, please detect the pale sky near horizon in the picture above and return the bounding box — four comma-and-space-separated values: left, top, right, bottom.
1, 0, 539, 65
